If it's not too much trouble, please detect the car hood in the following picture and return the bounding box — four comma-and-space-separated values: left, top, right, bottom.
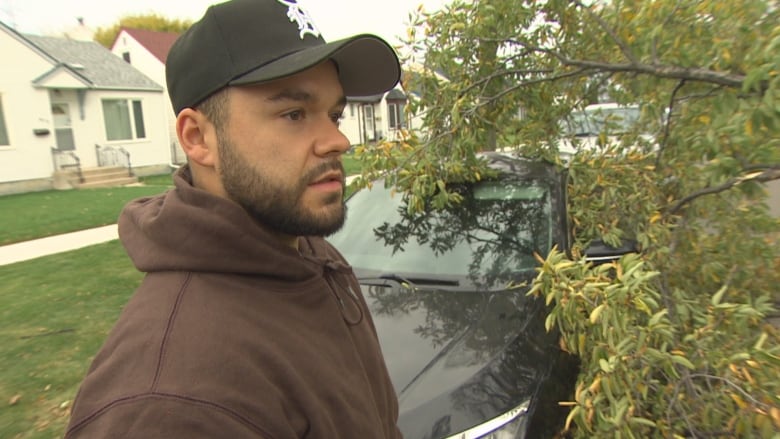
361, 280, 568, 439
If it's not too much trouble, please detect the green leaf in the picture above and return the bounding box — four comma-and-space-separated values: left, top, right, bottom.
671, 354, 695, 370
648, 309, 668, 326
711, 283, 728, 306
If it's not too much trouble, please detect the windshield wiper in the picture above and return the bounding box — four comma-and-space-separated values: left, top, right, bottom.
356, 273, 460, 289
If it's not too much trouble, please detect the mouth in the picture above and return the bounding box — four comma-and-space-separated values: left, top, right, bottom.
308, 171, 344, 190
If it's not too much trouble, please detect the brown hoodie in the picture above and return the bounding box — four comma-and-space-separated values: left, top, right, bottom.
65, 167, 401, 438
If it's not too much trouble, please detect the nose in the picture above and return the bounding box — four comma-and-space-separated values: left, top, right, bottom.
314, 117, 350, 157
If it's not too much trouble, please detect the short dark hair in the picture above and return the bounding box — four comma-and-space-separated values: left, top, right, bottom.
196, 88, 230, 129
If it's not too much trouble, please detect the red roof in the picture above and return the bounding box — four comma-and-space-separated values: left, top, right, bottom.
117, 27, 180, 63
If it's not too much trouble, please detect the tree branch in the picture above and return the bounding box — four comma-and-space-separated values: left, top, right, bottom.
652, 0, 685, 63
456, 68, 555, 99
465, 68, 594, 112
666, 168, 780, 215
571, 0, 639, 64
655, 79, 687, 169
508, 39, 747, 89
562, 59, 746, 88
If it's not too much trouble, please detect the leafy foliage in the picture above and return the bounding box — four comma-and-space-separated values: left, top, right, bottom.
93, 14, 191, 48
357, 0, 780, 436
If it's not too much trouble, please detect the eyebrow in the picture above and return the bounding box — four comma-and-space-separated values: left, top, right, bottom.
266, 88, 347, 107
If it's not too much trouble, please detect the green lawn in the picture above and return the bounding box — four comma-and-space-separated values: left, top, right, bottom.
342, 152, 361, 176
0, 176, 174, 245
1, 157, 363, 246
0, 241, 142, 439
0, 158, 365, 437
0, 160, 364, 438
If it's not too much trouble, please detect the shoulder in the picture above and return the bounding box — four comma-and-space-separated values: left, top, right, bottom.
65, 393, 276, 438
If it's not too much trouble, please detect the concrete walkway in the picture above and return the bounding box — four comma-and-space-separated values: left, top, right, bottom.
0, 224, 118, 266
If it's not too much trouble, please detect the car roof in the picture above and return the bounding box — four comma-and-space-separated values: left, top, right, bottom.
581, 102, 639, 111
478, 151, 560, 178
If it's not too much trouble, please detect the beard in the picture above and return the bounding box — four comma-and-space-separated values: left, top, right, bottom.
217, 131, 347, 237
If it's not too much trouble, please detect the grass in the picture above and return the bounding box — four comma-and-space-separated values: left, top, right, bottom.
0, 241, 142, 439
342, 152, 361, 176
0, 175, 174, 245
0, 157, 366, 437
0, 158, 365, 438
1, 156, 363, 246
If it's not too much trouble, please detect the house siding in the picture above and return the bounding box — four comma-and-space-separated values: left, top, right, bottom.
42, 89, 168, 169
0, 28, 58, 185
111, 30, 181, 164
0, 22, 172, 195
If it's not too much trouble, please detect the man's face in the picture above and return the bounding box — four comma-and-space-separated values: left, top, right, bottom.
214, 62, 350, 238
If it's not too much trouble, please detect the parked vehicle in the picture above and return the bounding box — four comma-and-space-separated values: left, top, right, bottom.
328, 152, 632, 438
558, 103, 646, 156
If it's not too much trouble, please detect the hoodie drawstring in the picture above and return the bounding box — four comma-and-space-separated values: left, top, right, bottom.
324, 265, 364, 326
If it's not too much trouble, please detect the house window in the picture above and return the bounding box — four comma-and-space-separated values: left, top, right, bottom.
388, 102, 405, 129
0, 97, 9, 145
102, 99, 146, 141
122, 52, 131, 63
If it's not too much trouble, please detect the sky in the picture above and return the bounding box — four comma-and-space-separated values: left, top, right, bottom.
0, 0, 449, 45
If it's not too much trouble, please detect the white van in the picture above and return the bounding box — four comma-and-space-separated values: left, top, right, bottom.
557, 102, 646, 156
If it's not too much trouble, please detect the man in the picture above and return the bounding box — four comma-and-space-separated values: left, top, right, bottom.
64, 0, 402, 437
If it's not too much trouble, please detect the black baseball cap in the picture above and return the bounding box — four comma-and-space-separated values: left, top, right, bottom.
166, 0, 401, 114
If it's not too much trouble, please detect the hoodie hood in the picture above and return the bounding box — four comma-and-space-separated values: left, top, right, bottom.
118, 166, 347, 282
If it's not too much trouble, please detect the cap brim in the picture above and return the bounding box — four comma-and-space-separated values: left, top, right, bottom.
229, 34, 400, 97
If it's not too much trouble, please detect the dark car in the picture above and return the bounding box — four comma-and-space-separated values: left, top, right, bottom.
329, 152, 630, 438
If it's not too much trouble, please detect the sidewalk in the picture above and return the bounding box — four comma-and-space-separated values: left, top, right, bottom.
0, 224, 118, 266
0, 176, 361, 267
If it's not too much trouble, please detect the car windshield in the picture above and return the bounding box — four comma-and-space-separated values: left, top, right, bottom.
562, 106, 640, 136
328, 178, 553, 289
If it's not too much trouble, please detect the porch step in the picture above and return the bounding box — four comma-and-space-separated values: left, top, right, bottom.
58, 166, 139, 189
78, 176, 139, 189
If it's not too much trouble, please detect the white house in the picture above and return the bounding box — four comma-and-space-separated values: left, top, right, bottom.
110, 27, 184, 163
110, 27, 418, 155
0, 20, 171, 195
340, 88, 418, 145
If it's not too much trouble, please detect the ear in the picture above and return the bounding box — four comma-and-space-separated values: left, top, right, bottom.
177, 108, 218, 167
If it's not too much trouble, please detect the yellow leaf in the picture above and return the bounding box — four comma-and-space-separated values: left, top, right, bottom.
770, 407, 780, 429
745, 119, 753, 137
729, 392, 748, 409
699, 115, 711, 125
589, 304, 606, 324
564, 405, 581, 431
588, 376, 601, 394
743, 367, 755, 386
650, 211, 662, 224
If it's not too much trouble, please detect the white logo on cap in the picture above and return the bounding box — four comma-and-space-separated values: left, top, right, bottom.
277, 0, 321, 39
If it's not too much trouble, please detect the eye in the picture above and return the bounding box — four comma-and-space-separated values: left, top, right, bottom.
330, 111, 344, 125
285, 110, 304, 121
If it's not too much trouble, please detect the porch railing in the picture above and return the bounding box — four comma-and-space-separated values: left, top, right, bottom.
95, 144, 134, 177
51, 147, 84, 183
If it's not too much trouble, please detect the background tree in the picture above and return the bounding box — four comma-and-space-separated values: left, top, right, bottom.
93, 13, 192, 48
356, 0, 780, 436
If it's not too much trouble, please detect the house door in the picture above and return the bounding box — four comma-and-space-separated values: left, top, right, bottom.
362, 104, 375, 142
52, 103, 75, 150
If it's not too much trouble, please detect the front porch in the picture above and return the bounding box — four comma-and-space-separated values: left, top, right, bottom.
51, 145, 138, 189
